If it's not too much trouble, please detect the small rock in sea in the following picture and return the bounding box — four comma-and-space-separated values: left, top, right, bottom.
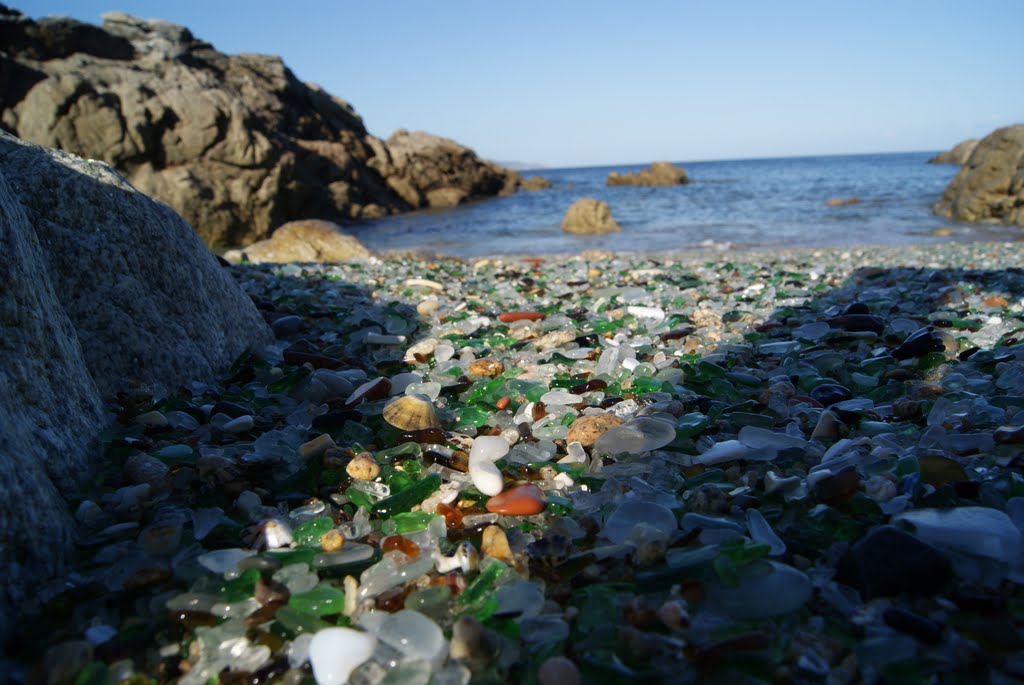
561, 197, 621, 235
486, 484, 546, 516
606, 161, 689, 187
834, 525, 952, 599
308, 627, 377, 685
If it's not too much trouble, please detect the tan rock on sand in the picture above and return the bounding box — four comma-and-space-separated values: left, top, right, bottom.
224, 219, 373, 263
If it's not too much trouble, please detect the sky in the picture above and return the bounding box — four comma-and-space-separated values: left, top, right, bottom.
15, 1, 1024, 168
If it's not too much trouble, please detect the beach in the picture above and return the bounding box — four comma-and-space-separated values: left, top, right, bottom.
11, 239, 1024, 684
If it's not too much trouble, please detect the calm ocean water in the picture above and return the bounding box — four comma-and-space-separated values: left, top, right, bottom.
346, 152, 1018, 258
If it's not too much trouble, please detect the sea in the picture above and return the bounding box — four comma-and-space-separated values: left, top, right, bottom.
345, 152, 1020, 258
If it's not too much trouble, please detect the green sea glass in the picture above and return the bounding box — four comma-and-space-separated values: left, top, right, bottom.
293, 517, 334, 548
288, 584, 346, 616
371, 473, 442, 517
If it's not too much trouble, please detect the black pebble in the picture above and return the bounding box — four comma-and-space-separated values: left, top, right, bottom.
843, 302, 870, 315
883, 607, 943, 645
834, 525, 952, 599
892, 327, 945, 360
810, 383, 853, 406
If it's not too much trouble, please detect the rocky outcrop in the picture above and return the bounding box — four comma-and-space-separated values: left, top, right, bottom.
0, 7, 529, 248
520, 175, 553, 191
933, 125, 1024, 227
369, 129, 521, 210
0, 130, 272, 633
561, 198, 621, 235
928, 138, 979, 165
225, 219, 373, 264
607, 161, 689, 187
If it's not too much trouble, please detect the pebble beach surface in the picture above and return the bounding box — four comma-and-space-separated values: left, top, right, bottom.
11, 241, 1024, 685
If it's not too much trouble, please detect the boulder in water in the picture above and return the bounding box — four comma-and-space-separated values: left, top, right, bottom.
561, 198, 621, 235
607, 161, 689, 186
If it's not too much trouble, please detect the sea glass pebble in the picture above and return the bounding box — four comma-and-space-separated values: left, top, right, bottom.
308, 627, 377, 685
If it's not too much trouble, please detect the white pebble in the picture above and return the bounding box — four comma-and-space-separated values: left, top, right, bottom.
695, 439, 752, 466
221, 415, 254, 434
308, 627, 377, 685
365, 332, 407, 345
469, 436, 508, 496
405, 278, 444, 290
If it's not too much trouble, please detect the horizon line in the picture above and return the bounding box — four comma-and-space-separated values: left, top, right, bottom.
498, 147, 943, 173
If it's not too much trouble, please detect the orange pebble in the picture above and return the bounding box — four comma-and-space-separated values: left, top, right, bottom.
498, 311, 545, 323
382, 535, 420, 557
496, 397, 511, 410
485, 484, 546, 516
436, 502, 465, 529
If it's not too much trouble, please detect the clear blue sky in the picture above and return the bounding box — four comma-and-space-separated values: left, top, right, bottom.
16, 1, 1024, 168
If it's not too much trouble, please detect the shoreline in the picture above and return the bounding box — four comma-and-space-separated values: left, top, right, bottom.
372, 238, 1024, 268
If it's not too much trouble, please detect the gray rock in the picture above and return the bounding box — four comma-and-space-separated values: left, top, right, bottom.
226, 219, 373, 264
0, 130, 273, 396
0, 9, 529, 248
0, 159, 105, 642
933, 124, 1024, 227
561, 198, 622, 235
0, 130, 272, 635
928, 138, 979, 165
607, 161, 689, 186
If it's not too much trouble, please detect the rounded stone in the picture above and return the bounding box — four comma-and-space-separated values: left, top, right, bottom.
308, 627, 377, 685
538, 656, 581, 685
467, 358, 505, 379
566, 413, 624, 448
486, 484, 546, 516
